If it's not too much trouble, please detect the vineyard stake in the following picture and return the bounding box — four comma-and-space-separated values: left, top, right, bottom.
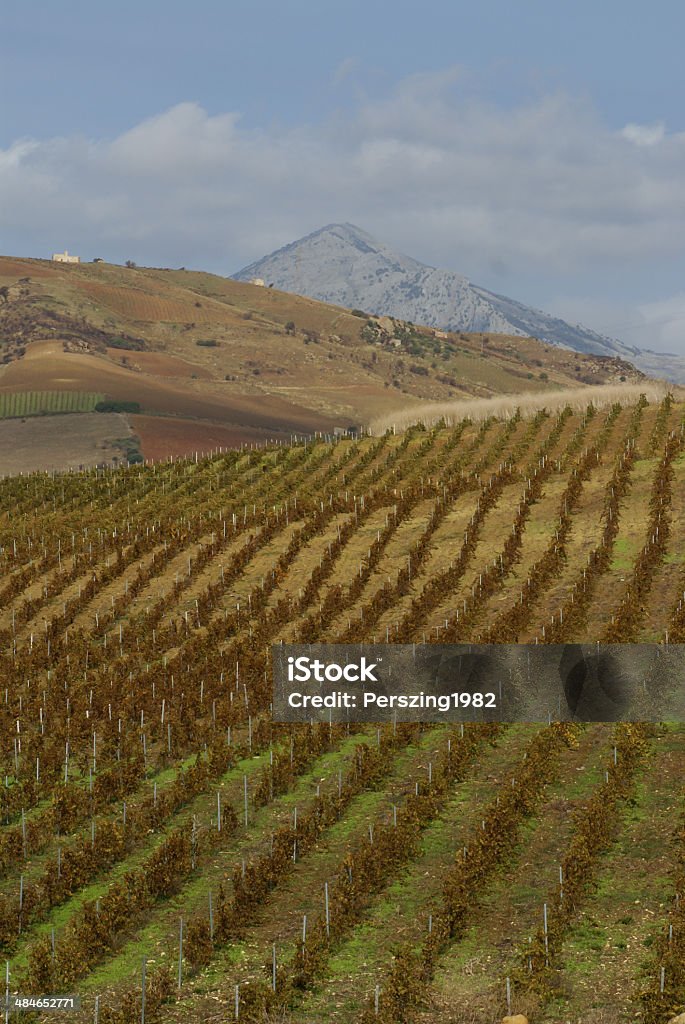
325, 882, 330, 936
243, 775, 248, 826
543, 902, 549, 961
178, 917, 183, 990
141, 957, 146, 1024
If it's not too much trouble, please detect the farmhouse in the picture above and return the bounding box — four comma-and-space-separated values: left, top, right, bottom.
52, 250, 80, 264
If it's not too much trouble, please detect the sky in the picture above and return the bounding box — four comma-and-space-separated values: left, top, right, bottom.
2, 0, 685, 353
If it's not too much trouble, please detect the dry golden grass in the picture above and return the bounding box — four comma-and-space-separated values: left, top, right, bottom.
369, 382, 672, 434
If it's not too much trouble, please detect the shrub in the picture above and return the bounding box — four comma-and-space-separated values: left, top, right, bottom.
94, 400, 141, 414
195, 339, 219, 347
113, 434, 144, 464
107, 336, 145, 351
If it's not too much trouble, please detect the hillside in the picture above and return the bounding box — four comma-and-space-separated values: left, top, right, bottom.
234, 223, 685, 380
0, 254, 645, 467
0, 392, 684, 1023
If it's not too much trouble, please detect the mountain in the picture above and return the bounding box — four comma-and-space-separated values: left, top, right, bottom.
233, 223, 677, 378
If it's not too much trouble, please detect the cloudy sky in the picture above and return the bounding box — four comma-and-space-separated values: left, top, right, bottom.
2, 0, 685, 352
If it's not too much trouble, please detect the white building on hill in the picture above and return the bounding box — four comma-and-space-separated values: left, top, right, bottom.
52, 250, 80, 264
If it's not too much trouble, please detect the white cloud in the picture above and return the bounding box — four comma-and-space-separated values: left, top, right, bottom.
1, 72, 684, 351
620, 121, 666, 146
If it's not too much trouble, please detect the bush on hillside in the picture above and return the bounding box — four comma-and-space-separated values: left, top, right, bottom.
94, 400, 141, 414
107, 336, 146, 351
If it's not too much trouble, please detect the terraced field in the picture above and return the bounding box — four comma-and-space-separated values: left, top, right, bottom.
1, 393, 684, 1024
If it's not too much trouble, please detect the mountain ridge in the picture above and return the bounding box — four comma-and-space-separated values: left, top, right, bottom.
234, 222, 676, 377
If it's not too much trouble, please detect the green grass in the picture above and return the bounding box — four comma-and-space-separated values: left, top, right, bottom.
0, 391, 104, 418
610, 535, 642, 571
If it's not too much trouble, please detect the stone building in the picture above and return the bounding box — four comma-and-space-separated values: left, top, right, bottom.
52, 250, 80, 264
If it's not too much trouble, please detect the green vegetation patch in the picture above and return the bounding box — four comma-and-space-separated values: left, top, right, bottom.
106, 336, 147, 351
112, 434, 145, 464
94, 400, 141, 414
0, 391, 104, 418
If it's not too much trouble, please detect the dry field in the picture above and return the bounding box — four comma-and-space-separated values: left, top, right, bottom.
0, 412, 132, 474
0, 342, 333, 440
129, 415, 286, 461
0, 392, 684, 1024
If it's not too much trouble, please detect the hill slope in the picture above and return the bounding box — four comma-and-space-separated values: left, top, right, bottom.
234, 223, 683, 378
0, 254, 646, 467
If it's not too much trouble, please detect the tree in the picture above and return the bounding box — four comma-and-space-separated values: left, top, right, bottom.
125, 260, 137, 269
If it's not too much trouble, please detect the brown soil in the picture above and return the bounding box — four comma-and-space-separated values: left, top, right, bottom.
0, 342, 337, 434
130, 415, 285, 460
106, 349, 212, 379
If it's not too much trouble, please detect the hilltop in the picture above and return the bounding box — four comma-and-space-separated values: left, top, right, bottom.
235, 223, 685, 379
0, 253, 645, 468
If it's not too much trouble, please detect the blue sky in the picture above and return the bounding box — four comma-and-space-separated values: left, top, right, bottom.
2, 1, 685, 351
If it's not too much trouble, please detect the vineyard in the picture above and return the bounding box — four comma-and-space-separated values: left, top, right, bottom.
0, 393, 104, 419
0, 393, 684, 1024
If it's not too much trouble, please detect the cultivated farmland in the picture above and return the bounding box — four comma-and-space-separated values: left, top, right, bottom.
1, 393, 684, 1024
0, 391, 103, 419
